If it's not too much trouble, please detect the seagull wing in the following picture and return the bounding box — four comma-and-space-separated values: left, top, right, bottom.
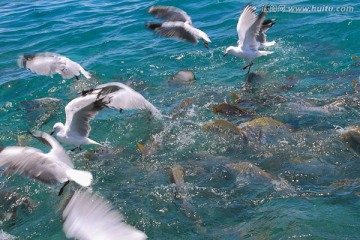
236, 5, 258, 48
257, 19, 275, 44
242, 6, 267, 50
64, 95, 106, 138
0, 146, 69, 185
148, 6, 192, 24
63, 189, 147, 240
94, 82, 160, 116
29, 131, 73, 168
60, 56, 91, 79
150, 21, 198, 45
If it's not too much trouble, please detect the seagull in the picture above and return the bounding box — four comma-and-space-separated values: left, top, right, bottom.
224, 5, 275, 74
18, 52, 91, 80
51, 82, 160, 150
146, 6, 211, 48
0, 131, 93, 194
62, 189, 147, 240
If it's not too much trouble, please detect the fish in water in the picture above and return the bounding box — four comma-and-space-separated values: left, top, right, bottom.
169, 70, 196, 84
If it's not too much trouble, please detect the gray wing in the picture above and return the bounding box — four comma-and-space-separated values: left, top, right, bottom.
64, 95, 106, 138
63, 189, 147, 240
29, 131, 73, 168
148, 6, 192, 24
242, 6, 267, 50
0, 146, 69, 185
150, 21, 198, 44
257, 19, 275, 43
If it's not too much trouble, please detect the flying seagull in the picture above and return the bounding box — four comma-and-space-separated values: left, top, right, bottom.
224, 5, 275, 74
146, 6, 211, 48
18, 52, 91, 80
62, 189, 147, 240
0, 131, 93, 193
51, 82, 160, 150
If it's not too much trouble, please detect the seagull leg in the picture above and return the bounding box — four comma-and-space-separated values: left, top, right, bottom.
71, 147, 79, 152
247, 62, 253, 74
76, 76, 79, 81
58, 180, 70, 196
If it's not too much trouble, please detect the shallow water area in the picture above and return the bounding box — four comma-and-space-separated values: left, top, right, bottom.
1, 0, 360, 239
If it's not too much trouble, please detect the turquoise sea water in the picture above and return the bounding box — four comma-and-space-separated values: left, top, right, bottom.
1, 0, 360, 239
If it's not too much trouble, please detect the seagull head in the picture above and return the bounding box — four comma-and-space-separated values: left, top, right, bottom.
223, 46, 236, 57
51, 122, 64, 136
224, 46, 245, 58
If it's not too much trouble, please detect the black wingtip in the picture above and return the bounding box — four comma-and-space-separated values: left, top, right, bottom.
0, 146, 5, 153
146, 22, 162, 30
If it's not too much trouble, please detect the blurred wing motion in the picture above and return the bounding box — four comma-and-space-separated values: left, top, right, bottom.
148, 6, 192, 23
18, 52, 91, 79
146, 5, 211, 48
63, 189, 147, 240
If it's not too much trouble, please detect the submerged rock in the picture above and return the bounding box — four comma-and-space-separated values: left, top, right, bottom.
226, 162, 274, 180
338, 126, 360, 154
287, 99, 345, 115
203, 119, 247, 140
238, 117, 294, 144
169, 165, 185, 185
168, 70, 195, 84
20, 97, 62, 129
212, 103, 253, 116
226, 162, 294, 191
0, 191, 37, 223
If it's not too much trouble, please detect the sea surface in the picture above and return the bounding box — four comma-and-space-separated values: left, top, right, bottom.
1, 0, 360, 239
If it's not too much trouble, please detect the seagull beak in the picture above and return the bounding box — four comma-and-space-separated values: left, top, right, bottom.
223, 52, 228, 57
50, 130, 55, 136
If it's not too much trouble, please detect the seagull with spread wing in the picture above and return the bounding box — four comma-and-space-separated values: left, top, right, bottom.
146, 6, 211, 48
0, 131, 93, 193
18, 52, 91, 80
51, 82, 160, 150
62, 189, 147, 240
224, 5, 275, 74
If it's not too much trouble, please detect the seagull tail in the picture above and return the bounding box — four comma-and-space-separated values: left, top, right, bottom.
86, 138, 104, 146
259, 51, 274, 56
262, 41, 276, 47
80, 68, 91, 79
66, 169, 93, 187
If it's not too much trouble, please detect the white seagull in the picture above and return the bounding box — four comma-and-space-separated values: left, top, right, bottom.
63, 189, 147, 240
146, 6, 211, 48
18, 52, 91, 80
0, 131, 93, 193
51, 82, 160, 150
224, 5, 275, 74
